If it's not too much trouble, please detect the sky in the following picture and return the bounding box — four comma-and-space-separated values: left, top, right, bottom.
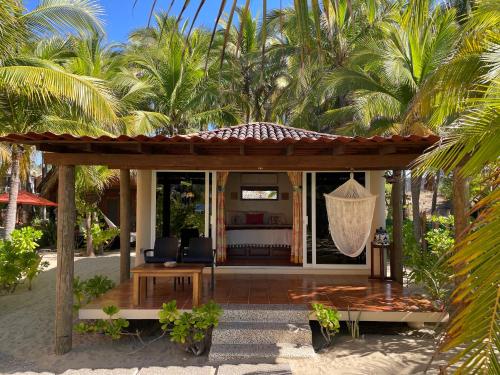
24, 0, 292, 43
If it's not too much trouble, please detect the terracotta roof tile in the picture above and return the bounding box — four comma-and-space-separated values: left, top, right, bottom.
0, 122, 440, 146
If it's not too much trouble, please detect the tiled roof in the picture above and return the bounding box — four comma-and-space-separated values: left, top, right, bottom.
0, 122, 440, 145
194, 123, 334, 142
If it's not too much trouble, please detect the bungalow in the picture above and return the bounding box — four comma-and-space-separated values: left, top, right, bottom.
1, 122, 444, 355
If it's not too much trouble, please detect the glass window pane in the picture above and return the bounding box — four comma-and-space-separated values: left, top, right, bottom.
315, 172, 366, 265
241, 186, 279, 200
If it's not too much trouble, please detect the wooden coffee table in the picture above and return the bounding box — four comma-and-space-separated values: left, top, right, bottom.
131, 263, 204, 307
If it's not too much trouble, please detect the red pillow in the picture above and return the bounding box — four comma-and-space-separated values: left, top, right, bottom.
246, 213, 264, 225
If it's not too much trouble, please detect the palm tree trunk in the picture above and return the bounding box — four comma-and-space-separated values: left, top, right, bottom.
85, 211, 95, 257
431, 170, 441, 214
452, 163, 470, 286
5, 147, 22, 238
411, 174, 423, 245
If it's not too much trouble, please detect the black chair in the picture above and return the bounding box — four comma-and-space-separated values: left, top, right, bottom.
182, 237, 215, 290
143, 237, 179, 263
180, 228, 199, 256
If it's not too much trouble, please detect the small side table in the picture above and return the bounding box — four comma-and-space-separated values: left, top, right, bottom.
370, 242, 392, 280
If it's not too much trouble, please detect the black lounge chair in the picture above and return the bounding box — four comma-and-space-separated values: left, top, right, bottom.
143, 237, 179, 263
181, 237, 215, 290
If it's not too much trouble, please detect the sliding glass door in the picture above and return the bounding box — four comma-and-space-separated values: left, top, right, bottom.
303, 172, 368, 267
155, 172, 213, 239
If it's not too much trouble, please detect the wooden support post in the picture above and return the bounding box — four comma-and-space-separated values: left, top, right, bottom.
391, 170, 404, 283
120, 169, 131, 283
452, 164, 470, 285
55, 165, 75, 355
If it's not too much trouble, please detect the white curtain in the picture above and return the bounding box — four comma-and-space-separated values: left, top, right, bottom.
324, 176, 377, 257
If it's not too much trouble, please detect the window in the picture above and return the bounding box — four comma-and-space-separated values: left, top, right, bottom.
241, 186, 279, 200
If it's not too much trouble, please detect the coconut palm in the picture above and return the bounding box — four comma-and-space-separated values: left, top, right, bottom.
412, 0, 499, 371
75, 166, 117, 257
215, 8, 289, 123
321, 0, 459, 242
263, 0, 394, 130
0, 0, 117, 238
121, 14, 239, 135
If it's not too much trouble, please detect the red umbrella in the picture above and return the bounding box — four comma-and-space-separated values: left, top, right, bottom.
0, 190, 58, 207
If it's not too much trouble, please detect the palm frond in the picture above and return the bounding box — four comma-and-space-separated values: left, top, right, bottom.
0, 66, 117, 124
21, 0, 105, 37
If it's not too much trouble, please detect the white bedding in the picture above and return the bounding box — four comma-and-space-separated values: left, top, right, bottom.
226, 229, 292, 247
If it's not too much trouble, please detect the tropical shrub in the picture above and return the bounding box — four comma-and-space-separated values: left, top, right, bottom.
85, 224, 119, 255
74, 305, 129, 340
159, 300, 222, 355
404, 216, 454, 304
0, 227, 47, 293
311, 303, 341, 346
73, 275, 116, 310
32, 218, 57, 247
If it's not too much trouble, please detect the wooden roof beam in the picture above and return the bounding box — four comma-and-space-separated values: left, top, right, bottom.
379, 145, 398, 155
44, 152, 423, 171
332, 145, 346, 155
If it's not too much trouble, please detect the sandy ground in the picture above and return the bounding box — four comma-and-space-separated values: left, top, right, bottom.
0, 251, 452, 375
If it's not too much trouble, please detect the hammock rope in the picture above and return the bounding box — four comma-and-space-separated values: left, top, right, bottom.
324, 173, 377, 257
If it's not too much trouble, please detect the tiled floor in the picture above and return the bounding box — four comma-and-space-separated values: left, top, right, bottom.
84, 273, 437, 312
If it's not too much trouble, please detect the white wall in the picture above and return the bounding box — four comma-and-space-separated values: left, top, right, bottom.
135, 170, 153, 266
225, 172, 293, 224
369, 170, 387, 275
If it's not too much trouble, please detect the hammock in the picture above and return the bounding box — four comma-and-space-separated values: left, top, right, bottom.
324, 174, 377, 257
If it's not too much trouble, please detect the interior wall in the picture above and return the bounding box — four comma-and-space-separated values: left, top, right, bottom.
225, 172, 293, 224
369, 170, 387, 275
136, 170, 153, 265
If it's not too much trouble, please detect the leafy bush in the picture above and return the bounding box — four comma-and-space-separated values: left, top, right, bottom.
74, 305, 129, 340
84, 223, 119, 255
404, 216, 454, 304
159, 300, 222, 355
73, 275, 115, 310
312, 303, 341, 346
0, 227, 48, 293
31, 218, 57, 247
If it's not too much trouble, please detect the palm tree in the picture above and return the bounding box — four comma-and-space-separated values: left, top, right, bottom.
321, 0, 459, 243
216, 8, 289, 123
75, 166, 117, 257
412, 0, 499, 371
0, 0, 117, 238
121, 14, 239, 135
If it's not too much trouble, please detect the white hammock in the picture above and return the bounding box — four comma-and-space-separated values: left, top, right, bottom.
324, 175, 377, 257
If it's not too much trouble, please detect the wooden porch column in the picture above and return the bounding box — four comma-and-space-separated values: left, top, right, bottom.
120, 169, 131, 283
391, 170, 404, 283
55, 165, 75, 355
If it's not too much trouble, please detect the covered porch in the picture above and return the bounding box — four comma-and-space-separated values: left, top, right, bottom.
0, 122, 441, 354
79, 272, 447, 325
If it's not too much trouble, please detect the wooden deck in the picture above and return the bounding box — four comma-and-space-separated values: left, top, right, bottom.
79, 273, 448, 324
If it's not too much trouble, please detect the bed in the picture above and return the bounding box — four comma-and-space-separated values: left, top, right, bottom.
226, 225, 292, 247
225, 225, 292, 259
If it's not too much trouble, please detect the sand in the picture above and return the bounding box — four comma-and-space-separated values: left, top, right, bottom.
0, 251, 452, 375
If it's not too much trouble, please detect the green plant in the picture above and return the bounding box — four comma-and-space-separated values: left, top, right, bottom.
403, 216, 454, 304
86, 224, 119, 255
312, 303, 341, 346
74, 305, 130, 340
0, 227, 47, 293
73, 275, 116, 311
159, 300, 222, 356
347, 308, 360, 339
32, 218, 57, 247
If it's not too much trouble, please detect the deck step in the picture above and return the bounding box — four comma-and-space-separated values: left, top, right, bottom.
208, 343, 316, 364
209, 304, 315, 363
219, 304, 310, 323
212, 321, 312, 345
